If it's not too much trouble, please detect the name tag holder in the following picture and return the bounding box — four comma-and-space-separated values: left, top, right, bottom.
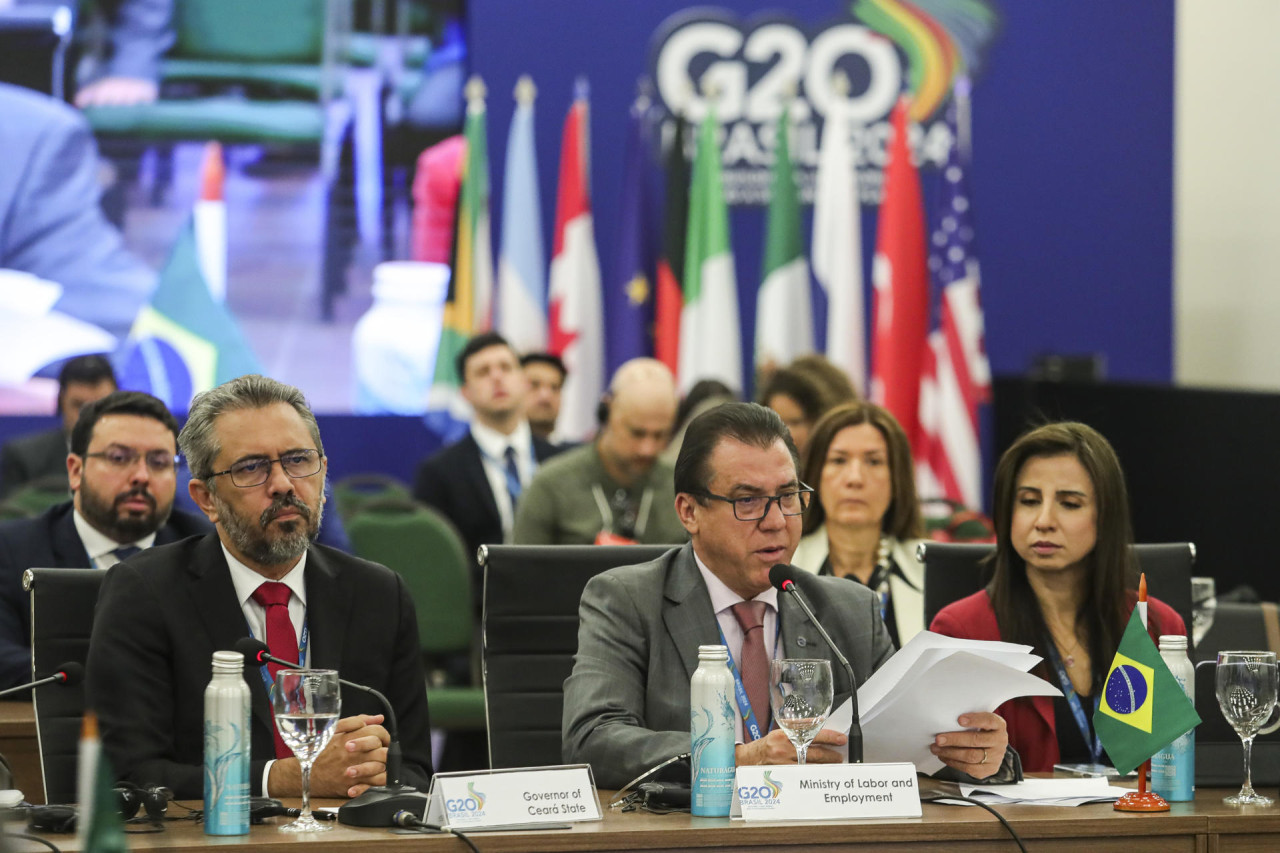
732, 763, 921, 821
425, 765, 602, 830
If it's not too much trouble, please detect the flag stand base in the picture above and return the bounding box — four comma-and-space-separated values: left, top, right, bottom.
1113, 791, 1169, 812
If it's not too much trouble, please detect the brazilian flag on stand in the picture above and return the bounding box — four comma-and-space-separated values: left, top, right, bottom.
1094, 609, 1201, 774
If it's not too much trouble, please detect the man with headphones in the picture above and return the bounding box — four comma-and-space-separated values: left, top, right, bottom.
513, 358, 687, 546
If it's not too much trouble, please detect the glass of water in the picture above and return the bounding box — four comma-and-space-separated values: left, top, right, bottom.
769, 659, 833, 766
1215, 651, 1278, 805
1191, 577, 1217, 647
273, 669, 341, 831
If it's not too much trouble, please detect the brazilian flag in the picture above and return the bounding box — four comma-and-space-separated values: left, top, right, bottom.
1094, 609, 1201, 774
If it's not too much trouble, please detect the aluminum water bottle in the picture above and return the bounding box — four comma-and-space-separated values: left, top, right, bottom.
204, 650, 250, 835
690, 644, 736, 817
1151, 634, 1195, 801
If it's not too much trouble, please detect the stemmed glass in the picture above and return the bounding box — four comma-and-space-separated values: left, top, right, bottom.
1215, 651, 1278, 805
769, 659, 833, 766
272, 669, 341, 831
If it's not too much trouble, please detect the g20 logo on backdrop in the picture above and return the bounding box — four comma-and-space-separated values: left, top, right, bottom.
648, 1, 1000, 205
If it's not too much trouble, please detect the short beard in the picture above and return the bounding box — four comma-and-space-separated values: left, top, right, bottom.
78, 481, 171, 543
214, 490, 323, 568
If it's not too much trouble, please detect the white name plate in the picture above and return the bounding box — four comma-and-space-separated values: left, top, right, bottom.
731, 763, 921, 821
425, 765, 602, 830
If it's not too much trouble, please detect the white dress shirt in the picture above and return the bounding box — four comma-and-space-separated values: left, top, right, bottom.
72, 508, 157, 569
470, 419, 536, 541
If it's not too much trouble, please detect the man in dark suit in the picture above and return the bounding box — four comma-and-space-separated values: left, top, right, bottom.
414, 333, 564, 566
0, 389, 210, 689
561, 403, 1010, 788
0, 355, 118, 499
88, 375, 431, 800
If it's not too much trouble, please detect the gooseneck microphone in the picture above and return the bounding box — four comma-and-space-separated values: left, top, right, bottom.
0, 662, 85, 699
234, 638, 429, 826
768, 564, 864, 763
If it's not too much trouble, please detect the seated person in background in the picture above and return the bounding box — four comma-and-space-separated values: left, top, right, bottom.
790, 353, 859, 406
658, 378, 736, 468
792, 402, 928, 648
760, 355, 855, 457
562, 402, 1007, 789
514, 358, 687, 546
88, 375, 432, 799
0, 355, 117, 499
66, 0, 173, 107
930, 421, 1186, 772
415, 333, 565, 563
520, 352, 567, 443
0, 390, 210, 689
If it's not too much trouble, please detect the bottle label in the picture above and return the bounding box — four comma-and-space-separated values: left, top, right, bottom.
204, 715, 250, 834
1151, 663, 1195, 802
691, 684, 736, 816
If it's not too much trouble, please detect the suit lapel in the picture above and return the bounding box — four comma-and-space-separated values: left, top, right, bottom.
49, 504, 91, 567
662, 545, 718, 681
302, 547, 347, 673
462, 435, 502, 531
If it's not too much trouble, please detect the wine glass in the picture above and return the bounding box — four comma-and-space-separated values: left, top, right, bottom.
272, 669, 341, 831
1215, 651, 1278, 805
769, 659, 833, 766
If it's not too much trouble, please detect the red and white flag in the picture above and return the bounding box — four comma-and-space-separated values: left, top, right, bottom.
870, 98, 929, 448
548, 81, 604, 440
917, 83, 992, 508
194, 141, 227, 302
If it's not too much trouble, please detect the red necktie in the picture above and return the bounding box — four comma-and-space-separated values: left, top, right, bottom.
731, 600, 770, 739
252, 581, 298, 758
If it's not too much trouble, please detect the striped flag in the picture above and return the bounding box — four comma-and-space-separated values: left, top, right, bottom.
756, 102, 813, 372
548, 79, 604, 440
917, 83, 992, 507
607, 93, 657, 369
425, 76, 492, 442
870, 97, 929, 448
678, 105, 741, 394
76, 712, 127, 853
654, 111, 688, 376
193, 141, 227, 302
496, 75, 547, 353
813, 83, 865, 393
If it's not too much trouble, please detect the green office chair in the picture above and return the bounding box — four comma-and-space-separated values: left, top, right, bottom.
345, 499, 485, 733
4, 475, 70, 518
331, 473, 414, 522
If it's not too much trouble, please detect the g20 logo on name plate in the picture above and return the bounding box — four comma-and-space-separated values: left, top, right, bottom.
738, 771, 784, 806
445, 782, 487, 820
648, 0, 1000, 205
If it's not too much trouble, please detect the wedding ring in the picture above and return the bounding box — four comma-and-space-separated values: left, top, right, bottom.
981, 748, 989, 765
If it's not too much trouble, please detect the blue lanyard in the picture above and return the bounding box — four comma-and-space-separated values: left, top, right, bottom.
1043, 634, 1103, 764
714, 621, 778, 743
251, 618, 310, 695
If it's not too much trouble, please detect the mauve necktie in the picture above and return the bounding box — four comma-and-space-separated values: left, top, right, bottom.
731, 600, 770, 738
252, 581, 298, 758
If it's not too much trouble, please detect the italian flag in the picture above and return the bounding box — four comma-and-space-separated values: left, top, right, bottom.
756, 103, 813, 371
678, 107, 741, 394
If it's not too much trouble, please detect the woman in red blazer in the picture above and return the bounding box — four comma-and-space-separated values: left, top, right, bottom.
930, 422, 1186, 773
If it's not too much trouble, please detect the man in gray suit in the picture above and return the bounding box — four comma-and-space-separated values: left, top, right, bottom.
562, 403, 1008, 789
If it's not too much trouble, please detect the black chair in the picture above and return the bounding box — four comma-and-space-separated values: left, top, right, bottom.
479, 544, 674, 770
919, 542, 1196, 642
23, 568, 105, 804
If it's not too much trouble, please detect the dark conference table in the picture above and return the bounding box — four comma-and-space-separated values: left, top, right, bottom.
3, 788, 1279, 852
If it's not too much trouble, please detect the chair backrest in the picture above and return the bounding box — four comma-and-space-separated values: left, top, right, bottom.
25, 568, 105, 804
332, 473, 414, 523
173, 0, 330, 63
919, 541, 1196, 640
345, 499, 471, 656
480, 544, 674, 770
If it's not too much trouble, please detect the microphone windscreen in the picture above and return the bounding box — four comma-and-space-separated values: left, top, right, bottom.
234, 637, 271, 664
768, 563, 797, 591
55, 662, 84, 686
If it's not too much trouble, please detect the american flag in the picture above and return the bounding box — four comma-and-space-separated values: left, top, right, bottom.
916, 80, 992, 509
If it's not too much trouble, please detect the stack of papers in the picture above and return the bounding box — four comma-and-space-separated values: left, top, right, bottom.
958, 777, 1130, 806
826, 632, 1063, 773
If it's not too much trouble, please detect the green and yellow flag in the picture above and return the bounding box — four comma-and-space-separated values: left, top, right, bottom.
1094, 610, 1200, 775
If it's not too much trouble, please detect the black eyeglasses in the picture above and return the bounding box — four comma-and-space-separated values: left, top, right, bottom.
693, 485, 813, 521
83, 447, 178, 473
208, 450, 323, 488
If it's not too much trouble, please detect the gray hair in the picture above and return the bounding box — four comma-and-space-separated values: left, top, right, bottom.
179, 375, 324, 481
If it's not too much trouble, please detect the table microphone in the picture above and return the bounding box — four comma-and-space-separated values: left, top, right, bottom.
768, 564, 864, 763
234, 638, 430, 827
0, 662, 84, 699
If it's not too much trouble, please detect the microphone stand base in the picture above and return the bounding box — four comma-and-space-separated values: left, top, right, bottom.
337, 785, 430, 826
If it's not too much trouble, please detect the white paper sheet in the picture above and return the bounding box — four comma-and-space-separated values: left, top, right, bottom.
0, 269, 117, 384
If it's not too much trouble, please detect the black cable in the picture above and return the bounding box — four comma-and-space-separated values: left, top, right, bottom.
3, 832, 63, 853
398, 822, 482, 852
921, 794, 1028, 853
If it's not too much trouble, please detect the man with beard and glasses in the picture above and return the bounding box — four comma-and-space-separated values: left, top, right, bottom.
87, 375, 432, 800
0, 391, 211, 689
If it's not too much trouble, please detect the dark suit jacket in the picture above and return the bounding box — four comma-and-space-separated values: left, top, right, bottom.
413, 431, 563, 565
0, 428, 68, 499
86, 533, 433, 798
0, 500, 211, 689
562, 543, 896, 788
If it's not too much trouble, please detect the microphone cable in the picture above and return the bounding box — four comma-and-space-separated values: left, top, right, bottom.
920, 795, 1027, 852
392, 809, 481, 853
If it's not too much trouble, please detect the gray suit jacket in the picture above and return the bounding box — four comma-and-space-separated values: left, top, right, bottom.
562, 543, 895, 789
